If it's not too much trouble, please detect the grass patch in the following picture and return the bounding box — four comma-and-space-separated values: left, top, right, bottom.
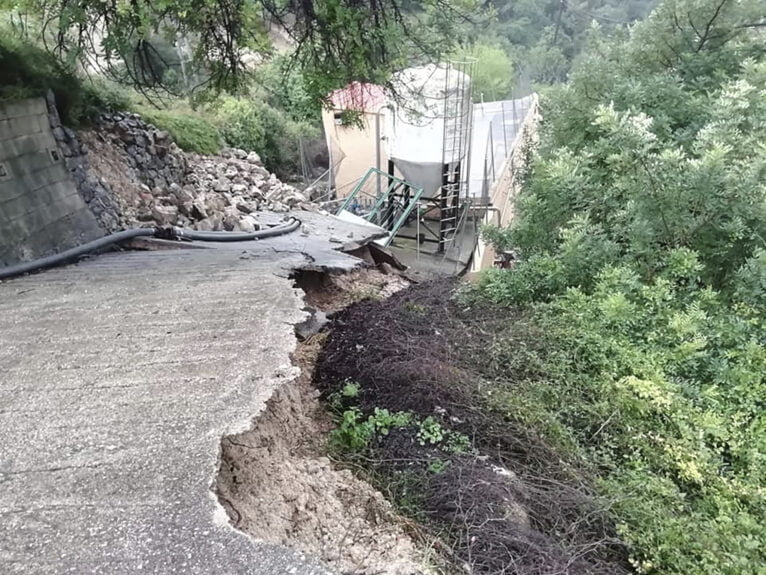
133, 106, 221, 154
0, 35, 128, 125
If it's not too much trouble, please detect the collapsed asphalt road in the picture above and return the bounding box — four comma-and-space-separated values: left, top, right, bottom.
0, 212, 383, 574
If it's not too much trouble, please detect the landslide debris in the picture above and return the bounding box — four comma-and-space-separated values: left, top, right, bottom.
63, 111, 320, 234
217, 269, 434, 575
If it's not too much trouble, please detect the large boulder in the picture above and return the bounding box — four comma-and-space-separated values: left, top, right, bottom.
152, 205, 179, 226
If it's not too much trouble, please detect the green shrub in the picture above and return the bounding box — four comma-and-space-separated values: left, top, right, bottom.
0, 36, 128, 125
137, 108, 220, 154
523, 262, 766, 574
213, 95, 316, 176
474, 1, 766, 572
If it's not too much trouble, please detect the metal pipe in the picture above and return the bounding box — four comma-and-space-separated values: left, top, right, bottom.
464, 205, 502, 227
489, 127, 496, 181
416, 201, 421, 260
375, 112, 382, 200
463, 72, 475, 201
501, 101, 508, 158
305, 168, 331, 193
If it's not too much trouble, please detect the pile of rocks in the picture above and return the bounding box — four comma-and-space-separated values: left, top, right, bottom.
75, 111, 318, 233
177, 148, 314, 231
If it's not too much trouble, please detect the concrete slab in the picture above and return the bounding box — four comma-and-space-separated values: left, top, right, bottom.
0, 212, 383, 574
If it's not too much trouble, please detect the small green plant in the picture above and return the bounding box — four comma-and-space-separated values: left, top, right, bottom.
427, 459, 450, 474
416, 417, 472, 453
417, 417, 445, 446
444, 432, 471, 455
331, 407, 411, 453
402, 301, 427, 315
331, 407, 371, 451
328, 379, 361, 412
369, 408, 412, 435
348, 286, 381, 303
341, 380, 360, 398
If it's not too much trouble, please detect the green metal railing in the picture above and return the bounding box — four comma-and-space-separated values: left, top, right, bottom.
336, 168, 423, 247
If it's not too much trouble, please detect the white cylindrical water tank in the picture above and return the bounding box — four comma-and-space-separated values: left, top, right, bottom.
384, 64, 472, 195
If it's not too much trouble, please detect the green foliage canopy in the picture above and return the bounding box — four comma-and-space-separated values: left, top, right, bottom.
0, 0, 477, 100
486, 0, 766, 295
485, 0, 659, 88
454, 42, 514, 101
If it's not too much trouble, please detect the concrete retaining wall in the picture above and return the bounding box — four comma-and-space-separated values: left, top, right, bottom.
0, 97, 102, 266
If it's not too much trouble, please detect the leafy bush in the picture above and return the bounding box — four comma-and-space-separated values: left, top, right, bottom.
454, 42, 514, 102
476, 1, 766, 573
137, 108, 221, 154
507, 259, 766, 574
212, 95, 316, 176
484, 12, 766, 297
0, 35, 128, 125
255, 55, 322, 123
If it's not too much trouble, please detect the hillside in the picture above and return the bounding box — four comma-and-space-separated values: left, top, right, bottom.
1, 0, 764, 574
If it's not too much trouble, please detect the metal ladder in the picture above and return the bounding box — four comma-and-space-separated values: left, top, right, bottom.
438, 62, 472, 254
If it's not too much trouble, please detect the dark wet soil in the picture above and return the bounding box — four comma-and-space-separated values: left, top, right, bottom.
314, 279, 630, 575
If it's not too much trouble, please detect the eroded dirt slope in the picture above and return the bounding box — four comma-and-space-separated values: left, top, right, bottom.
216, 269, 431, 575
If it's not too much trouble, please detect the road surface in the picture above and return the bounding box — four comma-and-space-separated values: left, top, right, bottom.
0, 212, 380, 574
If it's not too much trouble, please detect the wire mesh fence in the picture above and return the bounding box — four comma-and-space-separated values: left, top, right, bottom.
472, 95, 535, 205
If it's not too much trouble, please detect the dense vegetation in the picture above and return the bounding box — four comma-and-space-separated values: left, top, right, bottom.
478, 0, 766, 572
0, 0, 475, 100
0, 24, 317, 175
498, 0, 657, 84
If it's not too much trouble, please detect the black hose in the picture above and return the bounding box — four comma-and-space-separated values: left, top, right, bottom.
0, 216, 302, 281
0, 228, 156, 281
172, 216, 301, 242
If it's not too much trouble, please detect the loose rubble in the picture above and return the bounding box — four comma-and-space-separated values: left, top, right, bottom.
69, 111, 319, 233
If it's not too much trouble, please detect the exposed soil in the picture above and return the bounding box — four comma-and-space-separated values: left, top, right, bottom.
295, 267, 410, 313
80, 130, 143, 222
217, 269, 629, 575
216, 268, 429, 575
313, 280, 631, 575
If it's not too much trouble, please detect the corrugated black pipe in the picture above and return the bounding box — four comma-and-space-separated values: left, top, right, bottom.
172, 216, 301, 241
0, 228, 156, 281
0, 217, 302, 281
